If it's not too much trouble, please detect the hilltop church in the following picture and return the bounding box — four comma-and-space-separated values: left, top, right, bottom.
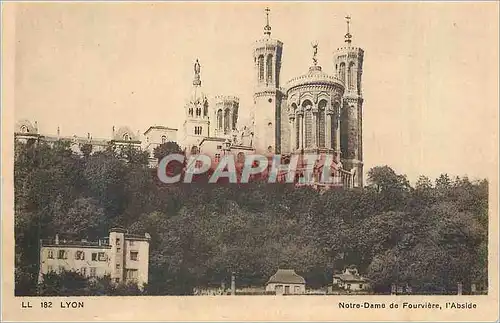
15, 9, 365, 188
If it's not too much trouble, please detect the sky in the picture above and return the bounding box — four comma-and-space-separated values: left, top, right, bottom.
13, 2, 499, 183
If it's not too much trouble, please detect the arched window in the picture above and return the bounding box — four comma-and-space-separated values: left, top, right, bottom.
203, 101, 208, 117
339, 62, 346, 82
291, 103, 298, 149
161, 135, 167, 144
340, 106, 349, 157
123, 133, 130, 141
196, 107, 201, 117
224, 109, 230, 133
188, 108, 193, 116
20, 125, 28, 133
217, 109, 223, 130
258, 55, 264, 81
333, 101, 340, 149
318, 100, 327, 147
348, 62, 355, 90
302, 100, 313, 148
266, 54, 273, 83
296, 117, 300, 149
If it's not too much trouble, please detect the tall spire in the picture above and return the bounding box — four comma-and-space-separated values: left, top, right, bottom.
264, 7, 271, 37
193, 59, 201, 86
344, 15, 352, 45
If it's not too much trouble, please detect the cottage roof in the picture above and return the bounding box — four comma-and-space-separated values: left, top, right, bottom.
333, 273, 369, 283
267, 269, 306, 285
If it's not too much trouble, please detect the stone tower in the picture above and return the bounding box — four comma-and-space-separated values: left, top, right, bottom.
334, 16, 364, 187
252, 7, 284, 154
183, 59, 210, 151
213, 95, 240, 138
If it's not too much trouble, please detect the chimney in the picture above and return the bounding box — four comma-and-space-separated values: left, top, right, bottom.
231, 272, 236, 295
55, 234, 59, 245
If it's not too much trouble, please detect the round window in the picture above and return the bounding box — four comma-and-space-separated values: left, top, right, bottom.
268, 98, 273, 103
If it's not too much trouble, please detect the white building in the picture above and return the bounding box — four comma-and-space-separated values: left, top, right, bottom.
332, 266, 370, 291
265, 269, 306, 295
38, 228, 151, 289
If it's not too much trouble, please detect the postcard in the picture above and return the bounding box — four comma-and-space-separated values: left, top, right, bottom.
2, 1, 499, 321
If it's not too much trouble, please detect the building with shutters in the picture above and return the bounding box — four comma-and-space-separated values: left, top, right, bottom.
38, 228, 151, 289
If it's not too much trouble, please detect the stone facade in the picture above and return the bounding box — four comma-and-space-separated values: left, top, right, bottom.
38, 228, 151, 289
14, 11, 365, 189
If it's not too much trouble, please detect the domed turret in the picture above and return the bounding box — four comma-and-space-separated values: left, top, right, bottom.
285, 43, 344, 155
286, 65, 344, 92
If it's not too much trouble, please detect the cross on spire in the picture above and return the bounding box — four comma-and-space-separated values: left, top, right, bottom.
264, 7, 272, 37
345, 15, 352, 44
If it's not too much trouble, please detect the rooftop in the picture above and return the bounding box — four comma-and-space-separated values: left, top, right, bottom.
286, 65, 344, 92
144, 125, 178, 134
333, 273, 369, 283
267, 269, 306, 285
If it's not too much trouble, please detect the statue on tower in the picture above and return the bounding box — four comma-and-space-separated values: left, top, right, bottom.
193, 59, 201, 86
194, 59, 201, 75
311, 41, 318, 66
344, 16, 353, 44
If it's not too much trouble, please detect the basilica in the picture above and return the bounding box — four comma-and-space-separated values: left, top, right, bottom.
176, 9, 364, 188
15, 9, 365, 189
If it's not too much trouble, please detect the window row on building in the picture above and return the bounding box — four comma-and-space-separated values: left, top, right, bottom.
46, 249, 139, 262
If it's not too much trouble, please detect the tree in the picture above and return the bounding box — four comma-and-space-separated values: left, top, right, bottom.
53, 197, 107, 239
153, 141, 183, 161
37, 271, 144, 296
14, 140, 489, 295
80, 143, 93, 158
415, 175, 433, 191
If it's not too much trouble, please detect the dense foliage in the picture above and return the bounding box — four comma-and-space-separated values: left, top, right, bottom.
14, 140, 488, 295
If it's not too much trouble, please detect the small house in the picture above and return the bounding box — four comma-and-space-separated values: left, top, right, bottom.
265, 269, 306, 295
332, 266, 370, 291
